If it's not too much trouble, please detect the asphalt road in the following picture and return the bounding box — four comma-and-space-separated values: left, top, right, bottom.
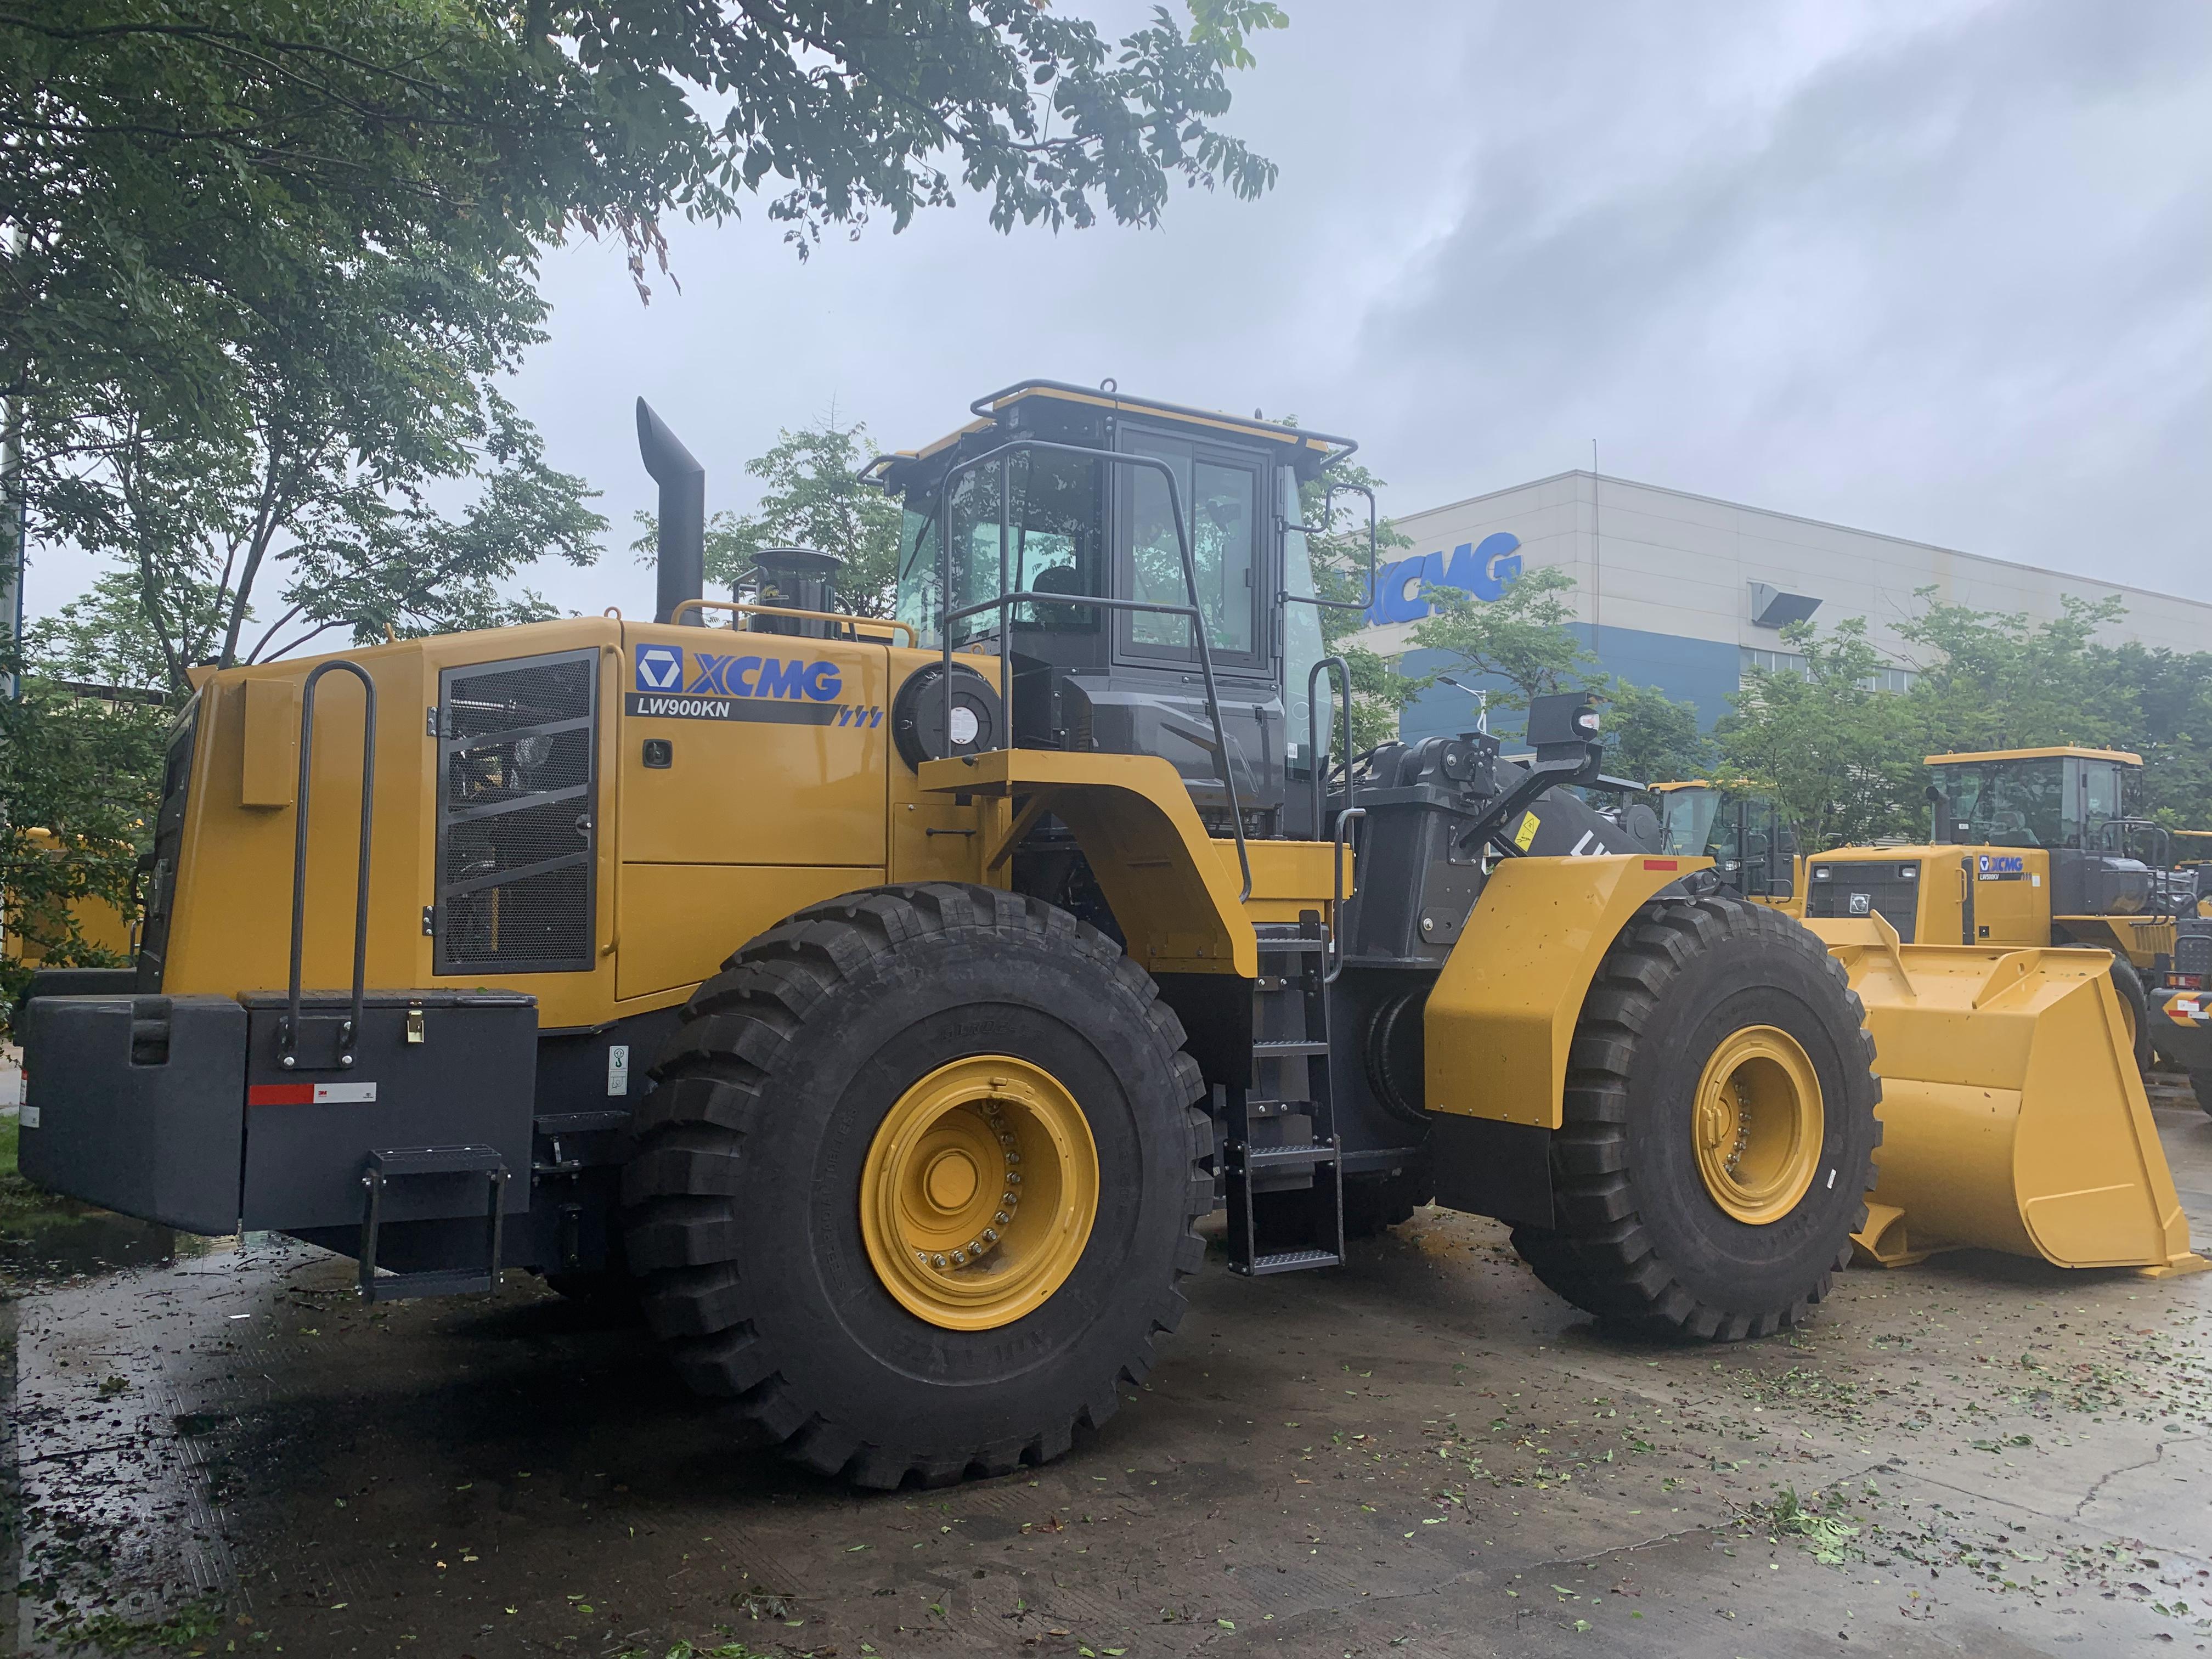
4, 1090, 2211, 1659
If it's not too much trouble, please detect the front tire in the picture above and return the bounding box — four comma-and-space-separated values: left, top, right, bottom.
1511, 898, 1882, 1341
622, 884, 1210, 1488
2107, 956, 2152, 1075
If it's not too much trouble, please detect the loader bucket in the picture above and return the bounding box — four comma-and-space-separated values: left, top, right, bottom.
1803, 918, 2207, 1277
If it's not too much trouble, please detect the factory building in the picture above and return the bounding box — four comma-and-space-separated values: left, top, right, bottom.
1357, 471, 2212, 743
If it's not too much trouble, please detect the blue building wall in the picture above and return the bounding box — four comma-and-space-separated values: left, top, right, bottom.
1395, 624, 1742, 745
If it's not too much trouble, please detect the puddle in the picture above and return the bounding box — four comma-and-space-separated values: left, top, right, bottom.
0, 1208, 179, 1288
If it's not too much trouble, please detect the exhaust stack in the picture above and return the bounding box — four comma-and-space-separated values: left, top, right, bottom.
636, 398, 704, 625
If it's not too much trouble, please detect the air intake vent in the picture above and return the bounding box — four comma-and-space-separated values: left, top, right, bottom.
435, 650, 599, 974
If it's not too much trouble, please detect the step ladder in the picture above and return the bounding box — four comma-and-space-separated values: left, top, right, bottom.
357, 1145, 510, 1302
1224, 921, 1346, 1276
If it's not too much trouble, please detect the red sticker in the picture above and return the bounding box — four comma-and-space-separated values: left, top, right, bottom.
1643, 859, 1680, 871
247, 1084, 314, 1106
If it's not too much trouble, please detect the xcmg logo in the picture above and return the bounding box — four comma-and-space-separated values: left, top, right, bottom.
633, 643, 842, 701
629, 643, 880, 729
1363, 531, 1523, 627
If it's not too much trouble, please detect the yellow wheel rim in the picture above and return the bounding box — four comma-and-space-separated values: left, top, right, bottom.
860, 1056, 1099, 1331
1691, 1025, 1824, 1224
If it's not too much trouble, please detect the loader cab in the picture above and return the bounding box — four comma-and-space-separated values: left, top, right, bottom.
1652, 782, 1798, 902
870, 382, 1358, 837
1926, 748, 2134, 854
1926, 746, 2162, 919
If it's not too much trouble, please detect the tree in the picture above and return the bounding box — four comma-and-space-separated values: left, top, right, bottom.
5, 1, 1289, 687
1603, 680, 1712, 785
1294, 456, 1417, 753
1716, 617, 1918, 850
23, 571, 219, 691
1407, 565, 1601, 735
0, 658, 168, 1026
2096, 641, 2212, 828
4, 0, 1289, 533
43, 270, 608, 694
636, 420, 905, 619
1897, 590, 2134, 759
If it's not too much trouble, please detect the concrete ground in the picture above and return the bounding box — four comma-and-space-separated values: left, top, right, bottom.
4, 1088, 2210, 1659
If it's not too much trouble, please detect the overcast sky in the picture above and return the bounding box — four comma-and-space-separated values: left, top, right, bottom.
29, 0, 2212, 625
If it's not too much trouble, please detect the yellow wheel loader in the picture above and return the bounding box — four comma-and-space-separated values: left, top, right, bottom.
1801, 746, 2210, 1263
1804, 747, 2201, 1077
14, 383, 2198, 1489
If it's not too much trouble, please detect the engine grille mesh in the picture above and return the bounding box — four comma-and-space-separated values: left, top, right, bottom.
436, 651, 597, 973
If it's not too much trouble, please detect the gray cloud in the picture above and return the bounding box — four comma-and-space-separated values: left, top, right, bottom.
23, 1, 2209, 624
1360, 0, 2212, 599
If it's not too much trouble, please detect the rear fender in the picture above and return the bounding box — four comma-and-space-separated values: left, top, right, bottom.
918, 751, 1258, 976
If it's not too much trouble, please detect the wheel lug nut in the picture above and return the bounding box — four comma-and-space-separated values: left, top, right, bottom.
995, 1210, 1010, 1225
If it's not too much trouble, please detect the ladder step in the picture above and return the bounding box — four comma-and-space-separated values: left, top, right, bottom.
362, 1268, 498, 1302
1252, 1040, 1330, 1057
1241, 1143, 1339, 1167
370, 1144, 506, 1179
1238, 1247, 1342, 1277
1255, 937, 1327, 953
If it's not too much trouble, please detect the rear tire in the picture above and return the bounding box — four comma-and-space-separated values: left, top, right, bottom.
2192, 1071, 2212, 1119
622, 883, 1210, 1488
1511, 898, 1881, 1341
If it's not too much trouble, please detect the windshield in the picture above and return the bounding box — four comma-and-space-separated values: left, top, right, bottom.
893, 451, 1106, 648
1658, 786, 1721, 857
1937, 759, 2067, 848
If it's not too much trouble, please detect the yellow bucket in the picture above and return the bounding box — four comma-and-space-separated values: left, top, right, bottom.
1804, 917, 2206, 1277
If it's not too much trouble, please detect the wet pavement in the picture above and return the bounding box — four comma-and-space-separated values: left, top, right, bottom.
4, 1089, 2211, 1658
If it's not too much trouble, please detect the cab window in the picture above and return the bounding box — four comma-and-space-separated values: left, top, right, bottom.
1941, 759, 2066, 848
1117, 431, 1261, 665
2078, 759, 2121, 849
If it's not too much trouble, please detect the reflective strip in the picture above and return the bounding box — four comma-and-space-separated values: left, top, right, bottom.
247, 1082, 379, 1105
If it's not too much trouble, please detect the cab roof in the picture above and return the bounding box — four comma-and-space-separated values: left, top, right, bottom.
864, 380, 1356, 490
1924, 746, 2143, 768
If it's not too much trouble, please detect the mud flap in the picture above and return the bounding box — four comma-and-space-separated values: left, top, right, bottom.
1807, 917, 2208, 1276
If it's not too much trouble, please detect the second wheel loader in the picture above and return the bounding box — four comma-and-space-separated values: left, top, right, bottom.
14, 382, 2200, 1489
